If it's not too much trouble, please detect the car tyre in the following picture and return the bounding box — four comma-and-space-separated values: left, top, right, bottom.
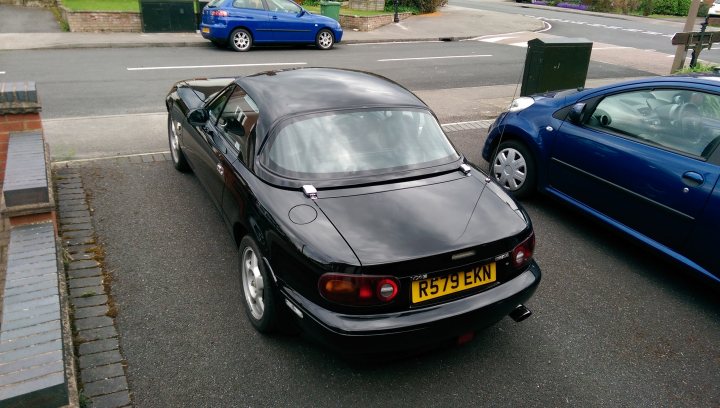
489, 140, 536, 199
167, 114, 191, 172
315, 29, 334, 50
239, 235, 283, 333
230, 28, 253, 52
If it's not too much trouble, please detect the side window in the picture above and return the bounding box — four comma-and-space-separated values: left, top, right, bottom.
232, 0, 265, 9
218, 87, 260, 165
586, 88, 720, 158
265, 0, 300, 13
208, 86, 233, 124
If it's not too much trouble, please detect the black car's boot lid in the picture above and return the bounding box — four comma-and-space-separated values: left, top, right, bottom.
314, 175, 529, 265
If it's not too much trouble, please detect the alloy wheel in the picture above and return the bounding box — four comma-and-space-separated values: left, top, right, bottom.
233, 31, 251, 51
318, 31, 333, 49
241, 247, 265, 320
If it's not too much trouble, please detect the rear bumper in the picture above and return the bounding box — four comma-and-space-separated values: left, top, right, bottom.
200, 23, 229, 41
282, 261, 541, 354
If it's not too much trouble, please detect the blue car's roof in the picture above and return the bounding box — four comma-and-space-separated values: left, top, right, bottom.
578, 74, 720, 98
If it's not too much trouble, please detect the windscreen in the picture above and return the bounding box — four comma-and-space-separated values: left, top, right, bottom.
265, 109, 459, 179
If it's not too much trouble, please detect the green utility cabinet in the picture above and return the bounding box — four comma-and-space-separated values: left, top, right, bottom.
140, 0, 196, 33
320, 1, 341, 21
521, 38, 592, 96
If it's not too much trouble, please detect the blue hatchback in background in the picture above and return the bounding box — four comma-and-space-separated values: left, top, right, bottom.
482, 76, 720, 282
200, 0, 343, 51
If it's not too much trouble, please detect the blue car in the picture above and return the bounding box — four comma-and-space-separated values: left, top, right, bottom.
200, 0, 343, 51
482, 76, 720, 282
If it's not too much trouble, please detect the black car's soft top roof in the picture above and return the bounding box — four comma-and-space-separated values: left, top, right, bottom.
236, 68, 429, 134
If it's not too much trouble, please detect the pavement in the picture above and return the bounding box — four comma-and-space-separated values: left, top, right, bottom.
0, 5, 545, 50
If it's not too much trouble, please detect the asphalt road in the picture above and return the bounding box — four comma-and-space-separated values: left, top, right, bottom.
454, 0, 720, 62
76, 128, 720, 407
1, 41, 651, 118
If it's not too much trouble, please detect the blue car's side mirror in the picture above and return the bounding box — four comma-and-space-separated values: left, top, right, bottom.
568, 103, 586, 124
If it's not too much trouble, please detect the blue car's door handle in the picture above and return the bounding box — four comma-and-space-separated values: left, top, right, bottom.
682, 171, 704, 187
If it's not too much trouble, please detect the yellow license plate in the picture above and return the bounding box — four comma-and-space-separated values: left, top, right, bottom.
202, 27, 210, 33
411, 263, 496, 304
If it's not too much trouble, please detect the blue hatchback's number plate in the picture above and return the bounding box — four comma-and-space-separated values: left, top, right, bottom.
411, 263, 496, 304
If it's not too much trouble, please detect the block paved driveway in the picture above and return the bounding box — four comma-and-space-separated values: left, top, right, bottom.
70, 129, 720, 407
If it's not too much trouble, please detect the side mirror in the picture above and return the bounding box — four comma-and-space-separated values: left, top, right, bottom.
188, 108, 209, 126
568, 103, 586, 124
298, 8, 306, 16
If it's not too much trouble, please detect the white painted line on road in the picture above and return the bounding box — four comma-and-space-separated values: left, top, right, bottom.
481, 36, 516, 43
53, 150, 170, 166
348, 40, 443, 45
593, 47, 631, 50
43, 112, 166, 122
510, 42, 529, 48
378, 55, 491, 62
538, 21, 552, 33
0, 71, 5, 75
127, 62, 306, 71
467, 31, 532, 41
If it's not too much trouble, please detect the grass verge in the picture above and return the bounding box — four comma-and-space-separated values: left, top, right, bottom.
62, 0, 140, 12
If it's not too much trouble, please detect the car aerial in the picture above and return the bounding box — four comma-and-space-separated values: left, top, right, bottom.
165, 68, 541, 354
482, 75, 720, 282
200, 0, 342, 51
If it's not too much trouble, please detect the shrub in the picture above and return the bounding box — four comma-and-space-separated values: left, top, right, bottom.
590, 0, 614, 12
677, 0, 691, 15
384, 0, 439, 13
652, 0, 677, 15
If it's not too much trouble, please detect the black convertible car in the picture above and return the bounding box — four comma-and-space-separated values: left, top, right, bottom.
165, 68, 541, 353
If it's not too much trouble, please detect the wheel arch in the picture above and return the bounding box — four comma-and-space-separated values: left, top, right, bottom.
227, 25, 254, 42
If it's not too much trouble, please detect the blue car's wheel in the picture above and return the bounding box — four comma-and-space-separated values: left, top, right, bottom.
316, 29, 334, 50
490, 140, 536, 198
230, 28, 253, 52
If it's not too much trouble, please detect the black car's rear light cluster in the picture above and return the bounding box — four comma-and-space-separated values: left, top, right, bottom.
511, 232, 535, 270
319, 273, 400, 306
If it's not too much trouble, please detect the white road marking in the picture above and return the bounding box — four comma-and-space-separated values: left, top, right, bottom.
348, 40, 443, 45
0, 71, 5, 74
44, 112, 166, 122
531, 16, 677, 39
593, 46, 631, 50
378, 55, 491, 62
53, 150, 170, 166
481, 36, 516, 43
538, 21, 552, 33
127, 62, 306, 71
510, 42, 529, 48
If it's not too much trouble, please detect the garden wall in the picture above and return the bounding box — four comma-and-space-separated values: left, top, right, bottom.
60, 7, 141, 32
340, 11, 411, 31
348, 0, 384, 11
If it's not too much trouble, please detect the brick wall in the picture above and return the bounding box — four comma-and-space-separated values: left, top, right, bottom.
340, 12, 411, 31
348, 0, 384, 11
0, 83, 42, 188
61, 7, 142, 32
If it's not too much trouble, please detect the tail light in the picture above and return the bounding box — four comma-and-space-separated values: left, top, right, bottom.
511, 232, 535, 270
319, 273, 400, 306
211, 10, 228, 16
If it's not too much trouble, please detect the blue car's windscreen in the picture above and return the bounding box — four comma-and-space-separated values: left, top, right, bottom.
265, 109, 459, 179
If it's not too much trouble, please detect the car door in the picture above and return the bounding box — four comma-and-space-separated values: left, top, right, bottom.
264, 0, 315, 42
183, 86, 234, 208
548, 86, 720, 252
215, 86, 260, 226
227, 0, 272, 42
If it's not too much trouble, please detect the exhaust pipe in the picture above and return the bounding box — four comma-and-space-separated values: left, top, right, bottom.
509, 304, 532, 322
